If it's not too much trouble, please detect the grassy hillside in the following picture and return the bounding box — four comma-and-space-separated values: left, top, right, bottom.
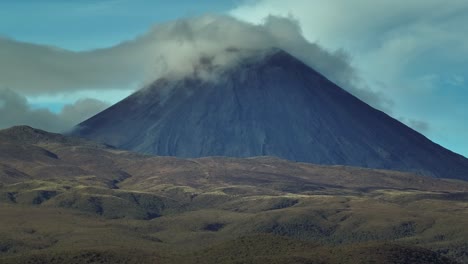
0, 126, 467, 263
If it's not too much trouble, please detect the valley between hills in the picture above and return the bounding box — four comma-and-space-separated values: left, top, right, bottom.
0, 126, 467, 263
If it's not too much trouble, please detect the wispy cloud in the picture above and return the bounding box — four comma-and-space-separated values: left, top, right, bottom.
0, 15, 389, 110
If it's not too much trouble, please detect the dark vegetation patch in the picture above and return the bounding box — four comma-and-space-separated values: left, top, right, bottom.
331, 243, 459, 264
115, 192, 167, 219
2, 250, 156, 264
32, 191, 58, 205
0, 235, 58, 255
257, 219, 336, 240
203, 223, 225, 232
0, 243, 12, 253
274, 183, 328, 193
13, 190, 59, 205
436, 243, 468, 263
43, 150, 59, 159
48, 190, 172, 219
268, 198, 299, 210
220, 197, 300, 213
392, 221, 417, 238
441, 192, 468, 201
108, 171, 132, 189
6, 192, 17, 203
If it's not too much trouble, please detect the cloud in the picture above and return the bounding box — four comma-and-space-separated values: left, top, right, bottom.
0, 89, 108, 132
407, 120, 430, 133
399, 117, 430, 133
230, 0, 468, 96
59, 98, 110, 129
0, 15, 389, 110
231, 0, 468, 156
0, 37, 145, 95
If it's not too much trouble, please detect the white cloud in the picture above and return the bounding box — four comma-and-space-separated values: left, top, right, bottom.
0, 89, 108, 132
231, 0, 468, 155
0, 15, 389, 110
230, 0, 468, 96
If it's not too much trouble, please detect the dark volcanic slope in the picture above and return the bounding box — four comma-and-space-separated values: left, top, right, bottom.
71, 49, 468, 180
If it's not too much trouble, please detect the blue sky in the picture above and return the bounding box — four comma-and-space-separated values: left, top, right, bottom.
0, 0, 467, 157
0, 0, 238, 50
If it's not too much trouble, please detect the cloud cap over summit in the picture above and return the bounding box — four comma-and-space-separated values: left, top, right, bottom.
71, 49, 468, 180
0, 15, 388, 111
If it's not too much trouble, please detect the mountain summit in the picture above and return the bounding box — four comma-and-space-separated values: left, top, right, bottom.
71, 49, 468, 180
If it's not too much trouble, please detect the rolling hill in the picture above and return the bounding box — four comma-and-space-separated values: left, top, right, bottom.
1, 126, 467, 263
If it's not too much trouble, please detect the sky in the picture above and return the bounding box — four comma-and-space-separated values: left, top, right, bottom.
0, 0, 466, 157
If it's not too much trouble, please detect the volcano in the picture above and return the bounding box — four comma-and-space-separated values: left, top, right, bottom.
71, 49, 468, 180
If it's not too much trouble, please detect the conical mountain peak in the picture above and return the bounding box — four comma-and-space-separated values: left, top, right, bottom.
70, 49, 468, 180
